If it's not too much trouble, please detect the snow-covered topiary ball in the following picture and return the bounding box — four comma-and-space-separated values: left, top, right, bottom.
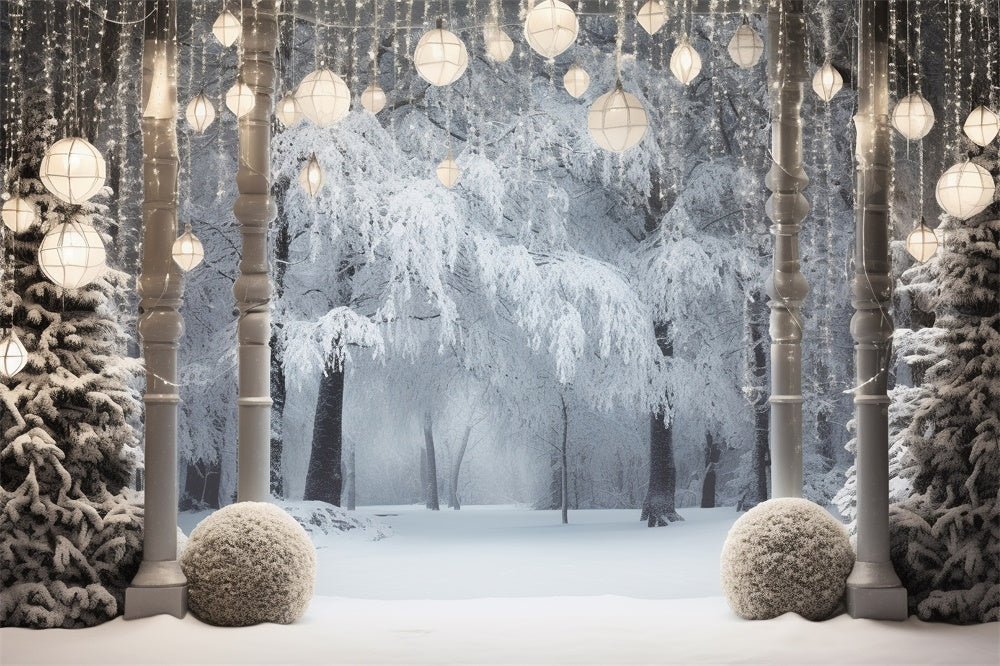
180, 502, 316, 626
720, 497, 854, 621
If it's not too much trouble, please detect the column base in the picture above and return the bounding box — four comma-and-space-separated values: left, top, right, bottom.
125, 560, 188, 620
846, 584, 908, 621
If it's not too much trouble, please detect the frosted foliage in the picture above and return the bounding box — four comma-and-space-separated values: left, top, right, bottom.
180, 502, 317, 626
720, 498, 854, 620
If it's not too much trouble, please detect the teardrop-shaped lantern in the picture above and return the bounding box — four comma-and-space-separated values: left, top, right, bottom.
892, 93, 935, 140
414, 27, 469, 86
483, 19, 514, 63
213, 10, 242, 47
727, 20, 764, 69
0, 329, 28, 378
963, 106, 1000, 147
275, 93, 303, 127
812, 61, 843, 102
225, 80, 255, 118
636, 1, 667, 36
436, 151, 460, 188
38, 220, 107, 289
587, 81, 649, 152
905, 221, 938, 262
185, 92, 217, 132
563, 64, 590, 98
2, 195, 38, 233
172, 223, 205, 271
670, 35, 702, 85
299, 153, 324, 197
361, 83, 387, 113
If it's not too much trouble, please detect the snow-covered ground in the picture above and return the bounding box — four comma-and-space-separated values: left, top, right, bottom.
3, 506, 997, 665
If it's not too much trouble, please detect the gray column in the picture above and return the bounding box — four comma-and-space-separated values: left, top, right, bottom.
764, 0, 808, 499
126, 0, 187, 620
235, 0, 277, 502
846, 0, 908, 621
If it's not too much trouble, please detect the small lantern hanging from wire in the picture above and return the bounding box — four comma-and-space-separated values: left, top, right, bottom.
0, 329, 28, 379
414, 22, 469, 86
935, 161, 996, 220
225, 80, 255, 118
361, 83, 387, 113
38, 220, 107, 289
670, 35, 702, 85
436, 151, 460, 188
963, 106, 1000, 147
296, 69, 351, 126
212, 10, 242, 47
275, 92, 303, 127
563, 64, 590, 98
812, 60, 843, 102
483, 18, 514, 63
299, 153, 325, 197
185, 91, 217, 132
2, 195, 38, 233
39, 138, 107, 205
636, 0, 667, 36
524, 0, 578, 59
727, 18, 764, 69
588, 81, 648, 152
172, 224, 205, 272
905, 220, 938, 262
891, 93, 935, 140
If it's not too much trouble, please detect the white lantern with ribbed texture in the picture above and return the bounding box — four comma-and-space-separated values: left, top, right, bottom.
963, 106, 1000, 147
587, 82, 648, 152
484, 20, 514, 62
728, 21, 764, 69
812, 61, 843, 101
38, 220, 107, 289
39, 138, 107, 205
172, 224, 205, 271
935, 161, 995, 220
212, 10, 241, 47
524, 0, 578, 59
414, 27, 468, 86
299, 153, 324, 197
275, 93, 303, 127
905, 222, 938, 262
436, 152, 460, 188
563, 64, 590, 98
361, 83, 387, 113
296, 69, 351, 126
185, 92, 216, 132
636, 1, 667, 36
2, 196, 38, 233
670, 36, 702, 85
891, 93, 935, 140
225, 80, 255, 117
0, 330, 28, 379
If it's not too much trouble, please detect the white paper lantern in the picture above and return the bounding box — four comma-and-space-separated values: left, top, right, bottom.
670, 36, 702, 85
563, 64, 590, 98
963, 106, 1000, 147
39, 137, 107, 205
225, 80, 255, 118
636, 1, 667, 36
2, 196, 38, 233
484, 20, 514, 62
414, 28, 469, 86
436, 152, 460, 188
275, 93, 303, 127
38, 220, 107, 289
0, 329, 28, 379
212, 10, 242, 47
905, 222, 938, 262
299, 153, 324, 197
361, 83, 387, 113
812, 61, 843, 102
185, 92, 216, 132
891, 93, 935, 140
727, 21, 764, 69
524, 0, 578, 59
172, 223, 205, 271
935, 161, 996, 220
587, 82, 649, 152
296, 69, 351, 126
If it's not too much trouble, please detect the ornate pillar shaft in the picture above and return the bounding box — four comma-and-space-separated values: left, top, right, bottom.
126, 0, 187, 620
765, 0, 809, 498
235, 0, 277, 502
846, 0, 908, 621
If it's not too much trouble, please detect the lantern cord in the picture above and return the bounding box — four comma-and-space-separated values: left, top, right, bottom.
72, 0, 156, 26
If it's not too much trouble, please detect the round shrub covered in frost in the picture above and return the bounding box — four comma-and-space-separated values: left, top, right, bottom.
180, 502, 316, 626
720, 497, 854, 621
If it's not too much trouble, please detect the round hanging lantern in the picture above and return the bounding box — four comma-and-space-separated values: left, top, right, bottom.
1, 195, 38, 233
172, 224, 204, 271
935, 161, 996, 220
361, 83, 387, 114
670, 36, 702, 85
727, 20, 764, 69
299, 153, 324, 197
275, 93, 303, 127
225, 80, 255, 118
905, 221, 938, 262
484, 20, 514, 62
0, 329, 28, 379
414, 27, 469, 86
587, 82, 649, 152
295, 69, 351, 126
963, 106, 1000, 147
563, 64, 590, 99
891, 93, 935, 140
212, 10, 242, 47
636, 1, 667, 36
39, 138, 107, 205
524, 0, 578, 59
185, 92, 216, 132
436, 152, 460, 188
812, 61, 843, 102
38, 220, 107, 289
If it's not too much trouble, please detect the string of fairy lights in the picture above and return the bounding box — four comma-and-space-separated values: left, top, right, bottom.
1, 0, 999, 380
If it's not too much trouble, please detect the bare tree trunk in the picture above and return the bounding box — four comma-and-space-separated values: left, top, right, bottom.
343, 438, 356, 511
419, 447, 428, 503
304, 367, 344, 505
450, 424, 471, 510
560, 394, 569, 525
423, 410, 440, 510
701, 431, 721, 509
642, 323, 683, 526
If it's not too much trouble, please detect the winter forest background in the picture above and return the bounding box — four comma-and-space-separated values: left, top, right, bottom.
1, 0, 998, 627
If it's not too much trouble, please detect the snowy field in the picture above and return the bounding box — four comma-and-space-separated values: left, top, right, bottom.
3, 506, 997, 665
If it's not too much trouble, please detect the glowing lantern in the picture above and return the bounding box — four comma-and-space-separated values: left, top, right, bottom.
670, 35, 702, 85
39, 138, 107, 205
0, 329, 28, 378
361, 83, 387, 113
172, 224, 205, 271
299, 153, 324, 197
275, 93, 303, 127
185, 92, 216, 132
636, 1, 667, 36
38, 220, 107, 289
563, 64, 590, 98
812, 61, 843, 101
891, 93, 935, 140
587, 82, 648, 152
963, 106, 1000, 147
296, 69, 351, 126
935, 161, 995, 220
905, 221, 938, 262
436, 152, 459, 188
484, 20, 514, 62
414, 27, 468, 86
524, 0, 578, 59
727, 20, 764, 69
2, 196, 38, 233
225, 80, 255, 118
212, 10, 242, 47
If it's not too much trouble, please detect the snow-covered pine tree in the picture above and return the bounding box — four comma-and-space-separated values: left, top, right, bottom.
0, 104, 143, 628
